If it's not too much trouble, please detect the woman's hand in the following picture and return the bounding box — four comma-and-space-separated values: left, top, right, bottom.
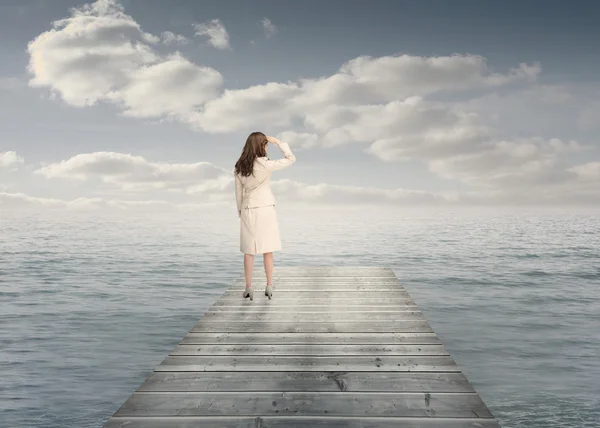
266, 135, 281, 145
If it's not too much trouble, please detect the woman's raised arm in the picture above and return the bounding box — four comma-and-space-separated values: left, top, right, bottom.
264, 137, 296, 172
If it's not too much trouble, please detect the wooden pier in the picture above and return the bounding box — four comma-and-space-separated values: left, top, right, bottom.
104, 266, 500, 427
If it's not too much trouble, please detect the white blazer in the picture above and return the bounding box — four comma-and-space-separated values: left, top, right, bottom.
234, 142, 296, 217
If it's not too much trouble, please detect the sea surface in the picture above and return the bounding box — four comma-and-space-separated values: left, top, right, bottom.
1, 206, 599, 428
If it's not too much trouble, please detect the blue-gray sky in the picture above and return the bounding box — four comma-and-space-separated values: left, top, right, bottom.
1, 0, 599, 211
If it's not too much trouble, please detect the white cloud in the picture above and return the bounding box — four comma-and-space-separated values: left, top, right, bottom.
0, 151, 24, 168
0, 187, 495, 211
569, 162, 600, 181
4, 171, 599, 211
34, 151, 231, 193
0, 191, 228, 211
428, 138, 589, 188
187, 54, 541, 134
193, 18, 230, 50
187, 82, 302, 133
1, 192, 67, 209
269, 177, 598, 206
111, 53, 222, 119
303, 97, 490, 155
275, 131, 319, 150
295, 55, 540, 106
24, 150, 454, 206
27, 0, 223, 118
261, 18, 278, 38
270, 179, 450, 205
161, 31, 188, 45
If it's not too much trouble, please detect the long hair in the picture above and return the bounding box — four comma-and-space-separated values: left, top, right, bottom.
234, 131, 268, 177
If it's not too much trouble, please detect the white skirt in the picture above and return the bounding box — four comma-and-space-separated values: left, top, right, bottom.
240, 204, 282, 255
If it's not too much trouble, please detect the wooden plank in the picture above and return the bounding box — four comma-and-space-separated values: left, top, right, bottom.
229, 285, 406, 290
207, 306, 420, 312
180, 332, 442, 345
169, 344, 449, 356
243, 272, 397, 278
202, 311, 426, 322
212, 297, 418, 306
225, 289, 407, 293
155, 355, 459, 372
231, 278, 404, 284
113, 392, 491, 418
105, 416, 501, 428
229, 286, 407, 291
220, 290, 411, 298
137, 371, 474, 392
233, 271, 400, 283
190, 321, 433, 333
230, 279, 404, 286
233, 275, 401, 279
230, 285, 407, 291
243, 266, 396, 275
228, 287, 407, 291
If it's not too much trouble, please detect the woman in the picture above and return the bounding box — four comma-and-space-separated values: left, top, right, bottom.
234, 132, 296, 300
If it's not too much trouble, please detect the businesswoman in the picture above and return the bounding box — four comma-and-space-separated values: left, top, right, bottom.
234, 132, 296, 300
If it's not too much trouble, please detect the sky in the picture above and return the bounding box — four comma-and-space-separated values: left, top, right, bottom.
1, 0, 599, 213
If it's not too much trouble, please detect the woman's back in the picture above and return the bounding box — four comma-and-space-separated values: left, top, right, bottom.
235, 142, 296, 209
236, 156, 270, 185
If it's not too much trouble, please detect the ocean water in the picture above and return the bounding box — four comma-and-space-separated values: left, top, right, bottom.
1, 206, 599, 428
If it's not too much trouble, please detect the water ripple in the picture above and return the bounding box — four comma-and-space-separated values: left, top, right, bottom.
1, 208, 599, 428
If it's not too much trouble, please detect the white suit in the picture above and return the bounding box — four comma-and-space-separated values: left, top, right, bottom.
234, 142, 296, 254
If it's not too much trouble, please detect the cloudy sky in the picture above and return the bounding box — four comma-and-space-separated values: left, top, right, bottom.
1, 0, 599, 212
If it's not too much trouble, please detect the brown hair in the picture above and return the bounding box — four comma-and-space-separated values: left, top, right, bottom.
234, 131, 268, 177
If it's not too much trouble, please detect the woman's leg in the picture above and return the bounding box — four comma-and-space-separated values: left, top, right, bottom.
263, 252, 273, 286
244, 253, 254, 288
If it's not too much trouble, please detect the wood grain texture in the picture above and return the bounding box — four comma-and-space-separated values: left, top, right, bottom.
207, 305, 420, 312
190, 320, 434, 333
230, 285, 407, 291
113, 392, 492, 418
169, 344, 448, 356
180, 332, 442, 345
236, 266, 396, 276
154, 355, 460, 372
221, 290, 411, 298
137, 371, 474, 392
212, 297, 418, 306
201, 311, 426, 322
105, 417, 501, 428
231, 278, 405, 286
